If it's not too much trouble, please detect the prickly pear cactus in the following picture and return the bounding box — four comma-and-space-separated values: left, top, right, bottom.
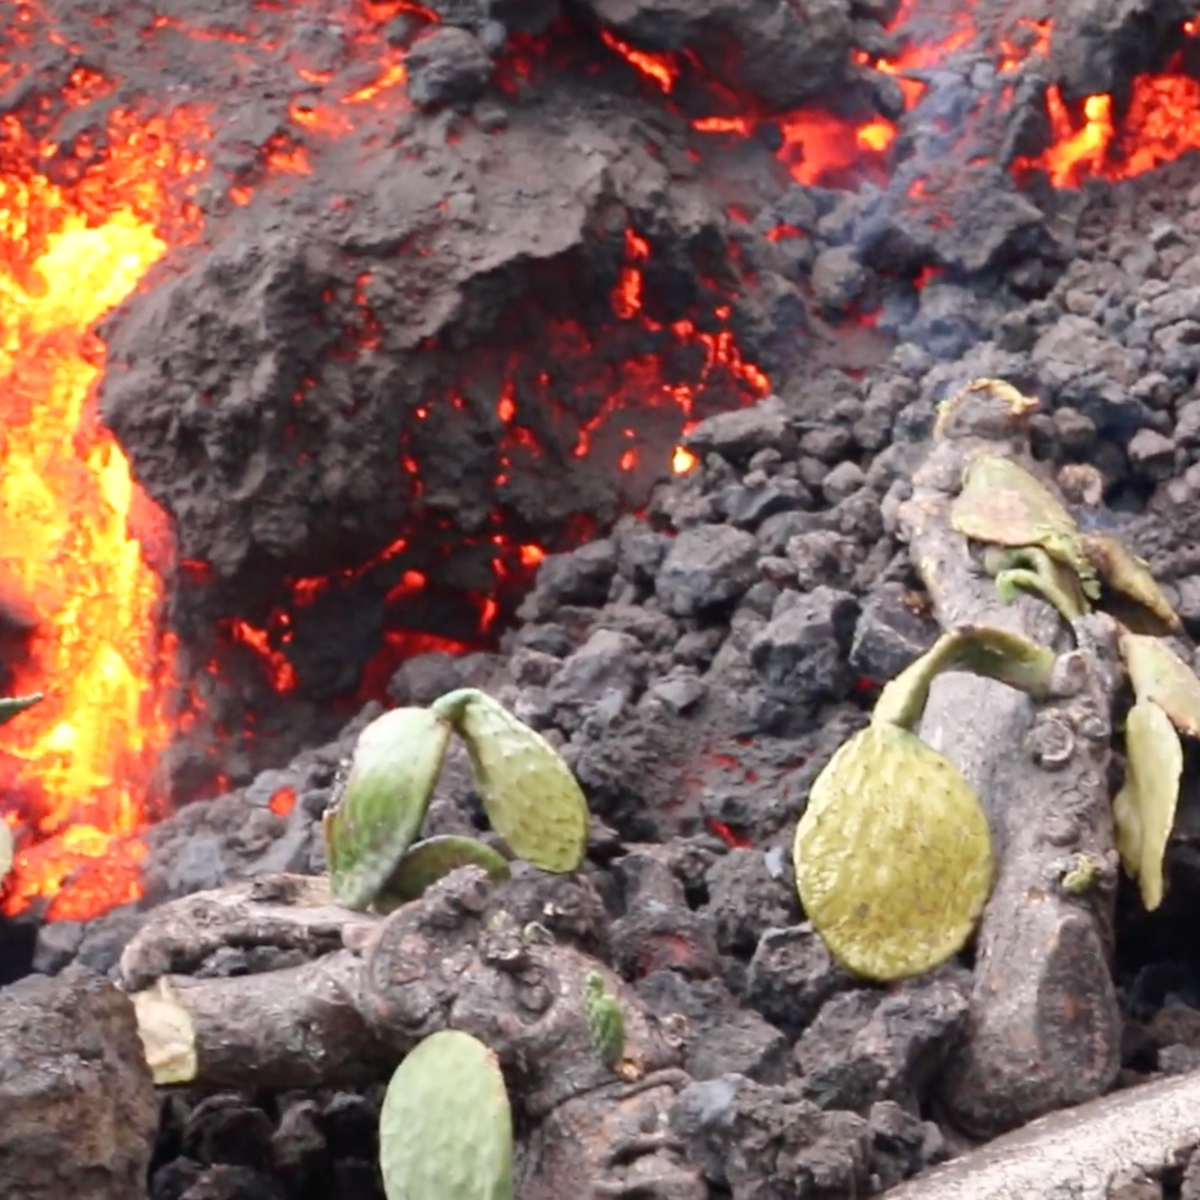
793, 722, 994, 982
323, 707, 453, 910
433, 688, 588, 874
373, 834, 512, 914
873, 624, 1057, 731
1113, 699, 1183, 912
583, 971, 625, 1069
982, 545, 1089, 624
379, 1030, 514, 1200
1119, 632, 1200, 739
1083, 534, 1181, 635
950, 454, 1099, 600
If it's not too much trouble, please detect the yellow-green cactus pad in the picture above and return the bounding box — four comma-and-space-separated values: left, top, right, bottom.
435, 689, 589, 874
1083, 534, 1181, 635
379, 1030, 514, 1200
951, 455, 1099, 599
373, 834, 512, 913
1113, 699, 1183, 912
1119, 633, 1200, 739
793, 722, 994, 982
323, 706, 453, 910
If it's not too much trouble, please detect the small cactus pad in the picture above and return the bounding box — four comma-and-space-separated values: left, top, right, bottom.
433, 688, 589, 873
373, 835, 512, 914
0, 693, 42, 727
950, 455, 1099, 599
1083, 534, 1181, 635
1119, 633, 1200, 739
794, 722, 994, 982
1113, 699, 1183, 912
982, 546, 1089, 624
323, 707, 452, 910
379, 1030, 514, 1200
873, 624, 1056, 731
583, 972, 626, 1069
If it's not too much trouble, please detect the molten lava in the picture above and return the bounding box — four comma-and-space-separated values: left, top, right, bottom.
0, 106, 209, 920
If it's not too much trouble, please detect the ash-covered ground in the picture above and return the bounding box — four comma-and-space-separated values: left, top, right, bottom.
9, 0, 1200, 1198
23, 148, 1200, 1200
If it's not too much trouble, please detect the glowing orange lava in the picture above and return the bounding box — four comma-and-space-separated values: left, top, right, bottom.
0, 106, 210, 919
1019, 64, 1200, 187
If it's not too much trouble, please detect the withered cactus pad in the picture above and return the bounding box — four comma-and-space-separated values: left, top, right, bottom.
950, 454, 1100, 600
1113, 699, 1184, 913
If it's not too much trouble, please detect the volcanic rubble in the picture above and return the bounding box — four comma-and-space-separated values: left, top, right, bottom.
8, 1, 1200, 1199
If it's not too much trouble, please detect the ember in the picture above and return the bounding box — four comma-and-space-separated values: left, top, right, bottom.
2, 0, 1200, 926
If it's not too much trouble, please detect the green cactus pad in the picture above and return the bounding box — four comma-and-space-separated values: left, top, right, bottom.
951, 455, 1099, 600
583, 972, 626, 1068
323, 707, 452, 910
1119, 632, 1200, 740
794, 722, 994, 982
1083, 534, 1181, 636
0, 693, 42, 727
873, 624, 1057, 731
1113, 699, 1183, 912
379, 1030, 514, 1200
373, 835, 512, 914
433, 689, 589, 874
982, 545, 1089, 624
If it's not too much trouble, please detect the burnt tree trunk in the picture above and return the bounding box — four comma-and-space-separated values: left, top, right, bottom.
118, 869, 705, 1200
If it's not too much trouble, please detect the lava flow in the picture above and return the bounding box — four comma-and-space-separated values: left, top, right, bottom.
0, 104, 209, 920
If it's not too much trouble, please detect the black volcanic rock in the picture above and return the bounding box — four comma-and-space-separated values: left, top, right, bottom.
405, 26, 493, 109
583, 0, 858, 111
0, 970, 158, 1200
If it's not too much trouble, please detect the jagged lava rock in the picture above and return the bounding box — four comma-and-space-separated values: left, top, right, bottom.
0, 968, 159, 1200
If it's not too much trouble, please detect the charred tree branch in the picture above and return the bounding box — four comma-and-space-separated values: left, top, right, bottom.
895, 383, 1123, 1137
118, 869, 704, 1200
